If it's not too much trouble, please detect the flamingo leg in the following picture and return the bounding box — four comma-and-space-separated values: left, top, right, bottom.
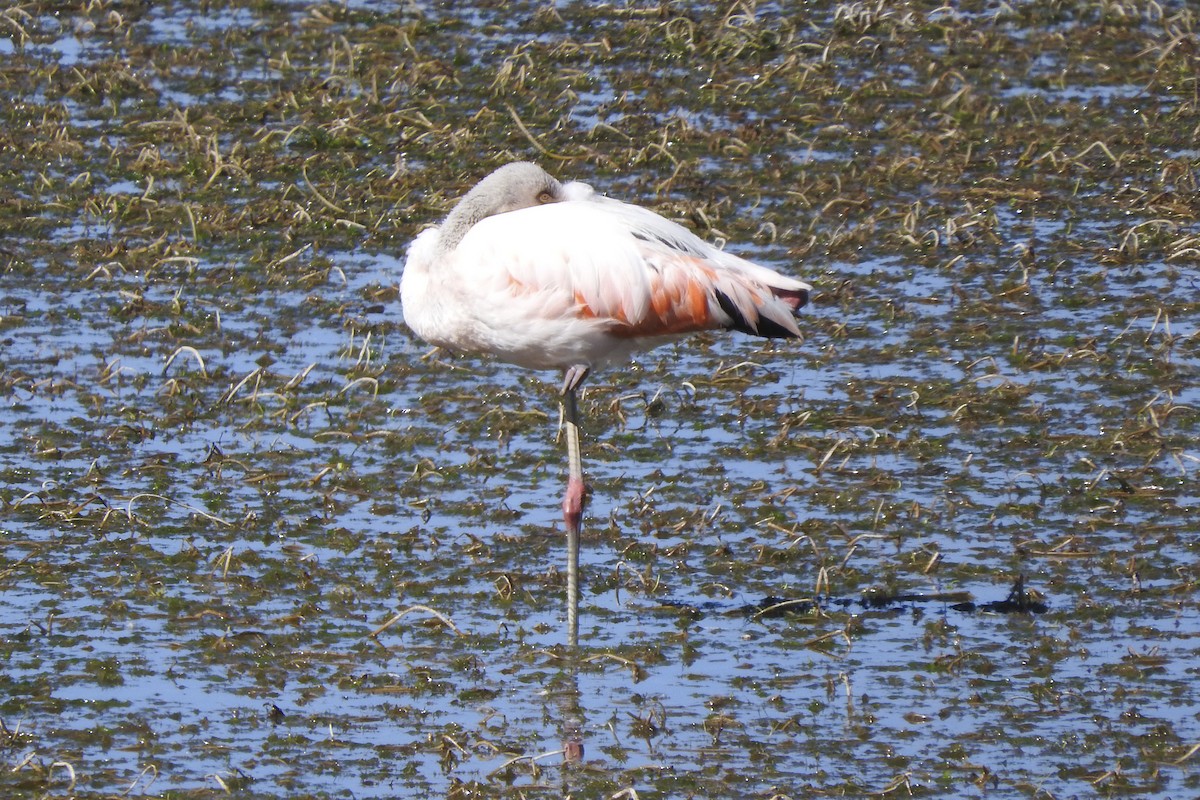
560, 366, 589, 647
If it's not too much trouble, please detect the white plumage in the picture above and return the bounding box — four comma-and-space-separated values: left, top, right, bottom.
399, 162, 811, 644
400, 162, 811, 378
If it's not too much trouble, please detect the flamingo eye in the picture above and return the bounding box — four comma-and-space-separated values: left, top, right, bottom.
536, 190, 555, 204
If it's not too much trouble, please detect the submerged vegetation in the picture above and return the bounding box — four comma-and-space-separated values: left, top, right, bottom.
1, 0, 1198, 797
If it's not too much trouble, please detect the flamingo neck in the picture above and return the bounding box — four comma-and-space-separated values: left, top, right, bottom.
436, 195, 490, 254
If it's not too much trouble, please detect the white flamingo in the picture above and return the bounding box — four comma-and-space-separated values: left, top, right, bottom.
401, 162, 811, 643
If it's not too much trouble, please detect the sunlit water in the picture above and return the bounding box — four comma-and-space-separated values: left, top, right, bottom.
3, 1, 1199, 798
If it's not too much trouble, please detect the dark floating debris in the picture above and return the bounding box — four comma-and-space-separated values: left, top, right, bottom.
861, 589, 975, 610
951, 575, 1049, 615
748, 596, 823, 618
737, 575, 1048, 618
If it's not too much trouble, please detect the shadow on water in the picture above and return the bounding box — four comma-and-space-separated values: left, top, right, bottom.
2, 1, 1199, 797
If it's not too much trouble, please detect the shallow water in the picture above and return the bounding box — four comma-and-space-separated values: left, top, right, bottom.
3, 1, 1199, 798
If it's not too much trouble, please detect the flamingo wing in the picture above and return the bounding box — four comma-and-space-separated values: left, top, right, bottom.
451, 194, 807, 341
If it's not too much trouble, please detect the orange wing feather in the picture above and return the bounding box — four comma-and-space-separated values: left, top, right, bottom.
600, 252, 726, 338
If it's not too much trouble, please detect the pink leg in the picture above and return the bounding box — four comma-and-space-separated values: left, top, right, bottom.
559, 368, 589, 647
560, 370, 588, 757
563, 475, 585, 535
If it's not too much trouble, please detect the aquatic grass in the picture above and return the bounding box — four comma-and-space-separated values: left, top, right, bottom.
2, 0, 1199, 797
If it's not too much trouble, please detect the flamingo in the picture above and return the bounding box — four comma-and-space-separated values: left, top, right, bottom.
400, 162, 811, 643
